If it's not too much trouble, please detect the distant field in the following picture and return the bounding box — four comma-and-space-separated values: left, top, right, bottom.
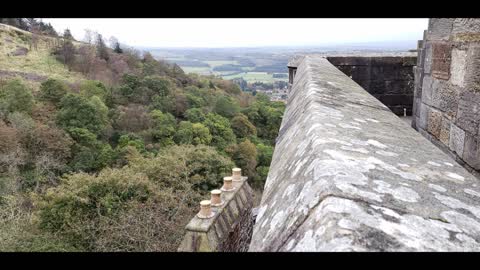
222, 72, 288, 83
204, 60, 238, 67
154, 50, 289, 84
181, 66, 212, 75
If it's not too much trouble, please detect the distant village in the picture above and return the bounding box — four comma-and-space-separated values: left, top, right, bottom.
232, 78, 288, 103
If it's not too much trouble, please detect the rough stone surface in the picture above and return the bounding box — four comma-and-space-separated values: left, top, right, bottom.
431, 81, 459, 119
464, 45, 480, 93
439, 117, 451, 145
449, 123, 466, 156
428, 18, 454, 41
463, 134, 480, 170
450, 49, 467, 87
249, 55, 480, 252
418, 103, 429, 130
431, 42, 452, 80
327, 56, 416, 116
455, 91, 480, 135
427, 108, 442, 139
453, 18, 480, 34
413, 18, 480, 177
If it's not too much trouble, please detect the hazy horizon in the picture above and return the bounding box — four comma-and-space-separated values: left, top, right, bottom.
40, 19, 428, 49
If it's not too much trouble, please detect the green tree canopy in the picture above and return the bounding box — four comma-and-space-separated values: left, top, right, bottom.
79, 80, 108, 102
39, 79, 69, 105
0, 79, 34, 115
214, 95, 240, 119
232, 139, 257, 181
56, 94, 109, 135
231, 113, 257, 138
184, 108, 206, 123
174, 121, 212, 146
202, 113, 236, 151
150, 110, 176, 147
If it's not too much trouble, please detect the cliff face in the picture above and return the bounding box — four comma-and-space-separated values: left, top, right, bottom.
249, 55, 480, 251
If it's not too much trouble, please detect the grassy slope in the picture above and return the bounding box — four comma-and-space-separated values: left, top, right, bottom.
0, 24, 86, 90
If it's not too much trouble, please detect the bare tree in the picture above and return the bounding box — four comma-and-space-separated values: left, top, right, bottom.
29, 24, 40, 51
109, 36, 118, 49
83, 29, 94, 44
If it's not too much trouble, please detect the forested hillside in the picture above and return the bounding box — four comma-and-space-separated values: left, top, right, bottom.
0, 20, 285, 251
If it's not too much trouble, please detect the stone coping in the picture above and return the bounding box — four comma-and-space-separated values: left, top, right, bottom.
249, 55, 480, 251
288, 52, 417, 68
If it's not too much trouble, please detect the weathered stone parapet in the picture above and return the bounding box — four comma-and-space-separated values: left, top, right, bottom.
286, 53, 417, 116
249, 55, 480, 251
327, 56, 416, 116
178, 171, 254, 252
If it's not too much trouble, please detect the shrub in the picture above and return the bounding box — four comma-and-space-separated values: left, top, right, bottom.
231, 113, 257, 138
0, 79, 34, 114
174, 121, 212, 146
39, 79, 69, 105
36, 168, 156, 250
56, 94, 109, 135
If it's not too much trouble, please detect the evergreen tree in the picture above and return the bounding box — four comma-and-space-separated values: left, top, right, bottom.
113, 42, 123, 54
63, 29, 74, 40
96, 33, 109, 61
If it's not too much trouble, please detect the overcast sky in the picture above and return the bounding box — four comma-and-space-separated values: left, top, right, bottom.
41, 19, 428, 48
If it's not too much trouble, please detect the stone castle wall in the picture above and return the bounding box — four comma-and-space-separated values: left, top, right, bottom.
288, 54, 417, 116
250, 55, 480, 251
178, 176, 255, 252
412, 18, 480, 178
328, 56, 416, 115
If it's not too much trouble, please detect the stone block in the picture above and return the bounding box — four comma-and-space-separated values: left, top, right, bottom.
402, 57, 418, 66
427, 108, 442, 138
229, 200, 240, 219
336, 65, 353, 76
463, 133, 480, 170
464, 45, 480, 93
427, 18, 454, 40
421, 75, 433, 106
417, 48, 424, 66
207, 228, 220, 250
370, 57, 404, 66
350, 66, 372, 81
414, 97, 421, 117
424, 42, 432, 74
452, 18, 480, 34
450, 49, 467, 87
418, 103, 429, 130
384, 80, 414, 95
455, 90, 480, 135
431, 42, 452, 80
439, 117, 451, 145
449, 123, 466, 156
418, 40, 424, 50
430, 81, 459, 119
236, 194, 244, 210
